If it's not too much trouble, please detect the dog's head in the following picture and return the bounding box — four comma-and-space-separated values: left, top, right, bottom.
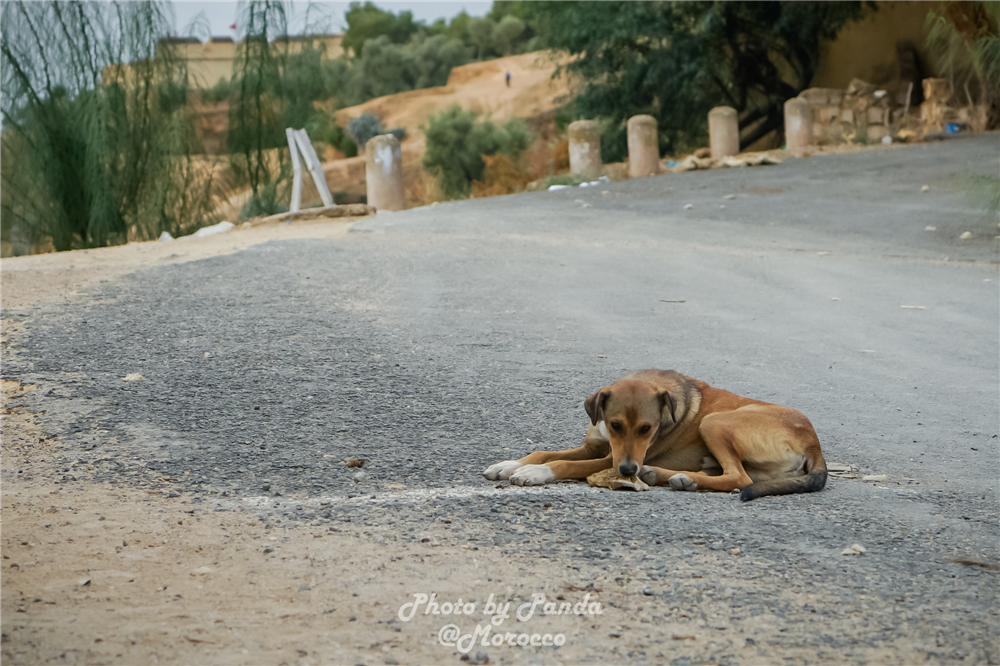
585, 379, 678, 477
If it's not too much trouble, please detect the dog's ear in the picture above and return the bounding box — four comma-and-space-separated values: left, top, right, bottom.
584, 389, 610, 426
657, 390, 677, 425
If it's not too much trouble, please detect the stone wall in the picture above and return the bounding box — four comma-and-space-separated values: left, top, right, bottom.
800, 77, 988, 145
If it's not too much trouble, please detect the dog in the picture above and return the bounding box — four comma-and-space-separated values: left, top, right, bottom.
484, 369, 827, 502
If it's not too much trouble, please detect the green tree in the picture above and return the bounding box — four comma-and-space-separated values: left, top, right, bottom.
0, 0, 212, 250
527, 1, 874, 160
342, 2, 419, 58
422, 105, 531, 198
228, 0, 289, 213
468, 17, 496, 60
493, 15, 526, 56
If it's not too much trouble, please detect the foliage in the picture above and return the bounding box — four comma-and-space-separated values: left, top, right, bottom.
926, 1, 1000, 128
470, 153, 530, 197
342, 2, 419, 59
493, 16, 527, 56
350, 34, 472, 101
240, 181, 288, 219
321, 124, 359, 157
0, 0, 215, 251
200, 77, 232, 105
421, 105, 532, 198
346, 113, 384, 148
526, 1, 874, 159
228, 0, 289, 201
345, 112, 407, 150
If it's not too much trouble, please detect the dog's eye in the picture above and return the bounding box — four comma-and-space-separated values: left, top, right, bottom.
610, 422, 623, 433
638, 425, 652, 435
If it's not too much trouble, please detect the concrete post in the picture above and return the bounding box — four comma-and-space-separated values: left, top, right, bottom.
784, 97, 813, 152
365, 134, 403, 212
708, 106, 739, 159
627, 115, 659, 178
568, 120, 602, 179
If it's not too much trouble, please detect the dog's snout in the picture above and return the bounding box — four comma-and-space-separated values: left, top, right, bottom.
619, 462, 638, 477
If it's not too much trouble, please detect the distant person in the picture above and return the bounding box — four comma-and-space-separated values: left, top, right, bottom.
505, 71, 511, 87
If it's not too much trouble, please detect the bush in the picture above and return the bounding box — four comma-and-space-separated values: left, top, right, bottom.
421, 105, 532, 198
471, 153, 529, 197
346, 113, 385, 149
240, 182, 288, 219
323, 124, 359, 157
345, 113, 408, 152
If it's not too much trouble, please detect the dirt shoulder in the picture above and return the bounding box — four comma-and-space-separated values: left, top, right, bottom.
1, 217, 360, 310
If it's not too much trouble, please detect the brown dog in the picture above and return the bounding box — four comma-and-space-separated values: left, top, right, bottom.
484, 369, 827, 501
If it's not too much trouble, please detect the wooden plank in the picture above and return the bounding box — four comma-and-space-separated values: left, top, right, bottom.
293, 129, 335, 208
285, 128, 304, 213
251, 204, 374, 226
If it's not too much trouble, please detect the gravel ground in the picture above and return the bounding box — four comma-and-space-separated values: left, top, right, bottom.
2, 135, 998, 665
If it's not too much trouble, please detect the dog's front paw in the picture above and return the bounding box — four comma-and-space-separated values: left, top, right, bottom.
509, 464, 555, 486
484, 460, 524, 480
667, 473, 699, 491
638, 465, 659, 486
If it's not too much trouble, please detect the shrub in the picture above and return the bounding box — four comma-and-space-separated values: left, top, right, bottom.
346, 113, 385, 149
240, 182, 288, 219
471, 153, 529, 197
421, 105, 532, 198
323, 124, 359, 157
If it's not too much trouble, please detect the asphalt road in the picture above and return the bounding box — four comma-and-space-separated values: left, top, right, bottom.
4, 135, 999, 664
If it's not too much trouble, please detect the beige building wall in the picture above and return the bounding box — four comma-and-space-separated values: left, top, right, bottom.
176, 39, 238, 89
812, 1, 937, 88
167, 34, 344, 89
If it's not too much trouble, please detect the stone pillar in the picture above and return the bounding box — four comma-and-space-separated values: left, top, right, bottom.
708, 106, 739, 159
365, 134, 403, 212
568, 120, 602, 179
784, 97, 813, 151
627, 115, 659, 178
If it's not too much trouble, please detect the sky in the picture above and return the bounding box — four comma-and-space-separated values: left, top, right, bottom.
170, 1, 493, 37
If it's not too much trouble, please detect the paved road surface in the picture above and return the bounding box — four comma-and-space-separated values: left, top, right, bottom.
4, 135, 998, 664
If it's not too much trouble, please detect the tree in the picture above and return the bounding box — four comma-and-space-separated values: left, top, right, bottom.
527, 1, 874, 159
342, 2, 419, 59
422, 106, 531, 198
493, 16, 526, 56
228, 0, 290, 214
0, 0, 212, 250
468, 17, 496, 60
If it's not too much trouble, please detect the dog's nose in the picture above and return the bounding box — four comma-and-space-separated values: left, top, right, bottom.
619, 462, 638, 477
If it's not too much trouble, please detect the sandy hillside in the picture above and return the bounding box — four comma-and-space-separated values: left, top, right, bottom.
306, 51, 573, 205
334, 51, 572, 132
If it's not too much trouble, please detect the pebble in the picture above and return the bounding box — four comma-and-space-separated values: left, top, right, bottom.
683, 204, 693, 210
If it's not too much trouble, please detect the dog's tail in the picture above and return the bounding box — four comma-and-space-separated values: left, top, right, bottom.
739, 447, 827, 502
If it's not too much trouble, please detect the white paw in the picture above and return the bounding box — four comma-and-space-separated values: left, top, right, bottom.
509, 464, 555, 486
638, 465, 658, 485
484, 460, 524, 480
668, 473, 698, 491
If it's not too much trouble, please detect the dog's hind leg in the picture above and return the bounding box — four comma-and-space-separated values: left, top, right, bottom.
662, 411, 758, 492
